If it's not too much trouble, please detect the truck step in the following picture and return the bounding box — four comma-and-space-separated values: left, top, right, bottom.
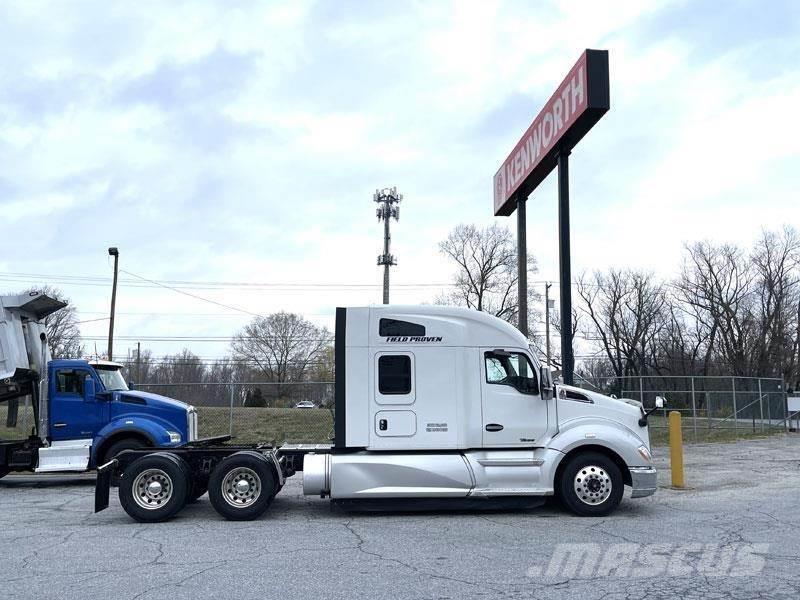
35, 439, 92, 473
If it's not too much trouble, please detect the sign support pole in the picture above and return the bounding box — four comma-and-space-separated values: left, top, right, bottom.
517, 194, 528, 338
557, 148, 574, 385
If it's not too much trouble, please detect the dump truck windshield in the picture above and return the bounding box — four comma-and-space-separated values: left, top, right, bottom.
94, 366, 129, 391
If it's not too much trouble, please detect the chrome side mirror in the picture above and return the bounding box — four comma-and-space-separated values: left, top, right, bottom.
655, 396, 666, 409
540, 366, 554, 400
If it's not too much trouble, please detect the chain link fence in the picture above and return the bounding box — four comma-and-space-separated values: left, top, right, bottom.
573, 375, 789, 441
4, 376, 791, 446
136, 381, 335, 445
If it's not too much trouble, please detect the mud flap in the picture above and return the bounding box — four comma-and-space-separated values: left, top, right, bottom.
94, 459, 117, 513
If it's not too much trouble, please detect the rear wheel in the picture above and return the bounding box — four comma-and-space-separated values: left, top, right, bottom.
118, 453, 189, 522
558, 451, 624, 517
208, 452, 277, 521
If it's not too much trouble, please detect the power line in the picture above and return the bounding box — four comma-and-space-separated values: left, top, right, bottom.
119, 269, 264, 318
0, 271, 451, 289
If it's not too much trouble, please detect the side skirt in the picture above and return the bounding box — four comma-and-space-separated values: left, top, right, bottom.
331, 496, 546, 513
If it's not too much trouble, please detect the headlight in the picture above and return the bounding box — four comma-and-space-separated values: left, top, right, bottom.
637, 445, 652, 462
167, 431, 182, 443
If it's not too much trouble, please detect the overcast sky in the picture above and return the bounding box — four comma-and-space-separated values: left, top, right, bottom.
1, 0, 798, 361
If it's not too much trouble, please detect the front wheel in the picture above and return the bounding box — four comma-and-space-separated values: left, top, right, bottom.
118, 453, 189, 522
208, 452, 277, 521
102, 438, 149, 486
558, 452, 624, 517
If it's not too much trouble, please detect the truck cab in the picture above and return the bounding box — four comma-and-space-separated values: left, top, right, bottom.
0, 292, 198, 478
305, 305, 658, 513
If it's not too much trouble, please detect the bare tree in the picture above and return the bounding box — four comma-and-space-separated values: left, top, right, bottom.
436, 223, 541, 336
577, 269, 667, 377
231, 311, 332, 385
122, 348, 155, 385
750, 226, 800, 379
675, 242, 757, 376
18, 285, 83, 358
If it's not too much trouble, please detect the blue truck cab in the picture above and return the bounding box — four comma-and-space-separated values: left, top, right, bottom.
47, 359, 198, 466
1, 292, 197, 478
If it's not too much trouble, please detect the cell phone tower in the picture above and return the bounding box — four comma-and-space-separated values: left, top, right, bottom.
374, 187, 402, 305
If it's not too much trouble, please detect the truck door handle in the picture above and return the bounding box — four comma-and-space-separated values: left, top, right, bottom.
485, 423, 504, 432
53, 423, 67, 428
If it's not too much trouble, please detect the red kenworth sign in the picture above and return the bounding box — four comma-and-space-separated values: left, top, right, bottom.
493, 49, 609, 216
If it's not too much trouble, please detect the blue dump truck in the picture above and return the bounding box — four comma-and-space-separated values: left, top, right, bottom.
0, 292, 198, 479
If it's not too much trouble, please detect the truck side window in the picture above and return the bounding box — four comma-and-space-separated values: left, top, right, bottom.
379, 318, 425, 337
378, 355, 412, 394
56, 370, 85, 395
484, 352, 538, 395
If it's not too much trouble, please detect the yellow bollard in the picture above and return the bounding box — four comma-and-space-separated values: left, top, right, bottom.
669, 411, 685, 488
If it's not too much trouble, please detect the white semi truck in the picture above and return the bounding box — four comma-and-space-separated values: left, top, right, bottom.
95, 305, 660, 522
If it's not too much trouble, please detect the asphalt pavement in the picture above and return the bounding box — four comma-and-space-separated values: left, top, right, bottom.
1, 435, 799, 600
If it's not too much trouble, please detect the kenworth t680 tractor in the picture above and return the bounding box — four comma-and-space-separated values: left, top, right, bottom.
95, 305, 659, 522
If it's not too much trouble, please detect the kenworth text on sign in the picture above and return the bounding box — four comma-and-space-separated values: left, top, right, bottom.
493, 49, 609, 217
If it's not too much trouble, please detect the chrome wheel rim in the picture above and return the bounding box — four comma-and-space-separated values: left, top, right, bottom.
574, 465, 612, 505
132, 468, 173, 510
221, 467, 262, 508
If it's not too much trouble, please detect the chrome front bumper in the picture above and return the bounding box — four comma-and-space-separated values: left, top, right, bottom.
629, 467, 658, 498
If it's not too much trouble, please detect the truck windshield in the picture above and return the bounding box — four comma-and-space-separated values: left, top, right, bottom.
94, 367, 129, 391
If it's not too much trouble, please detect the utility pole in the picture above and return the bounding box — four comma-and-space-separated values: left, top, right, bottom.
545, 283, 553, 368
375, 187, 402, 304
107, 247, 119, 362
136, 341, 141, 385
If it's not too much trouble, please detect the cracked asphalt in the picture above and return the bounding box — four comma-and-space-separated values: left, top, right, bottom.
1, 435, 799, 600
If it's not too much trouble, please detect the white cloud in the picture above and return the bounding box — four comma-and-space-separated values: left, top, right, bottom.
0, 0, 797, 360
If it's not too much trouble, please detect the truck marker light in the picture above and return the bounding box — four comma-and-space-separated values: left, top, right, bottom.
637, 445, 652, 462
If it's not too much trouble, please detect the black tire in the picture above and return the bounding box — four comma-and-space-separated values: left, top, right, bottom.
208, 452, 277, 521
118, 453, 189, 522
102, 438, 149, 486
101, 438, 148, 465
558, 451, 624, 517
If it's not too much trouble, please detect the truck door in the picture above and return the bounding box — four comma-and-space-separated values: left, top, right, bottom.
49, 368, 105, 440
480, 349, 548, 447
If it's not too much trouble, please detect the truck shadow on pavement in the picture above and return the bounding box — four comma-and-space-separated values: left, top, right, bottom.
132, 492, 659, 524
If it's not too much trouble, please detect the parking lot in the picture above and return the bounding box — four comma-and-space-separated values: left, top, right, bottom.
2, 435, 799, 600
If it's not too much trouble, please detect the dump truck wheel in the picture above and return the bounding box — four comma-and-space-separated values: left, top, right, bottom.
208, 452, 277, 521
558, 451, 624, 517
118, 453, 189, 522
